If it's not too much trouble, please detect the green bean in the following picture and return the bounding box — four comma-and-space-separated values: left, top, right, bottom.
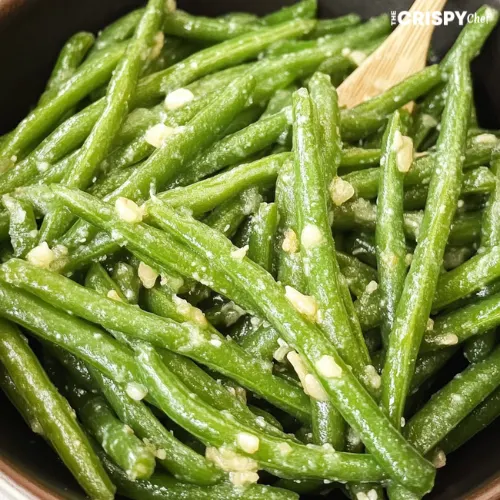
464, 330, 498, 364
440, 386, 500, 454
145, 206, 435, 492
81, 264, 238, 483
293, 86, 372, 385
100, 450, 299, 500
51, 334, 222, 486
1, 258, 311, 422
421, 292, 500, 353
104, 74, 256, 195
143, 287, 290, 440
89, 165, 139, 198
0, 281, 138, 384
410, 347, 460, 395
464, 148, 500, 362
49, 185, 435, 493
170, 110, 291, 189
54, 73, 257, 250
406, 345, 500, 455
63, 378, 156, 480
39, 32, 95, 105
376, 111, 407, 350
380, 56, 472, 428
92, 9, 145, 54
158, 350, 286, 439
0, 319, 115, 499
108, 41, 335, 179
340, 135, 500, 202
388, 344, 500, 499
2, 195, 37, 257
84, 262, 128, 302
262, 87, 295, 118
261, 0, 317, 25
163, 10, 259, 41
402, 166, 495, 210
112, 262, 141, 304
266, 14, 390, 58
1, 20, 314, 191
338, 148, 381, 172
274, 161, 308, 294
136, 341, 388, 483
142, 37, 199, 76
336, 251, 378, 297
156, 153, 288, 217
308, 73, 342, 180
292, 87, 349, 451
355, 242, 500, 333
93, 365, 223, 484
340, 65, 442, 142
411, 6, 499, 148
135, 19, 315, 107
0, 42, 128, 160
0, 363, 44, 433
38, 0, 166, 245
332, 199, 481, 246
221, 12, 259, 24
239, 322, 280, 362
433, 245, 500, 312
102, 92, 227, 175
203, 188, 262, 238
305, 14, 361, 39
247, 203, 278, 274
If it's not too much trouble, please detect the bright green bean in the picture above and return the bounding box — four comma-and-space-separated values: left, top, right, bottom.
376, 111, 407, 350
1, 258, 311, 422
62, 378, 156, 481
247, 202, 278, 274
0, 319, 115, 499
380, 56, 472, 427
0, 42, 128, 159
49, 185, 435, 493
39, 32, 95, 105
39, 0, 166, 245
156, 153, 288, 216
2, 195, 37, 257
203, 188, 262, 238
101, 449, 298, 500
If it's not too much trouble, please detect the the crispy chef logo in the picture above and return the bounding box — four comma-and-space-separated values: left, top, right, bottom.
390, 10, 494, 26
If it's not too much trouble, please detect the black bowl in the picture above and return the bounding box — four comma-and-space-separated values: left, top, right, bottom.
1, 1, 500, 498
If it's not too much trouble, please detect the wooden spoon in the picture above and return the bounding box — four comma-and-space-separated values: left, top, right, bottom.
337, 0, 447, 109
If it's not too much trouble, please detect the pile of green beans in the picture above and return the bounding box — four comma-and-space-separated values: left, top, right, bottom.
1, 1, 500, 499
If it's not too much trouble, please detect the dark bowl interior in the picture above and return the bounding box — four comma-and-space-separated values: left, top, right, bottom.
1, 0, 500, 498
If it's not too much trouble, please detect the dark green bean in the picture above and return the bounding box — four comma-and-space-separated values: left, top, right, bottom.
440, 387, 500, 454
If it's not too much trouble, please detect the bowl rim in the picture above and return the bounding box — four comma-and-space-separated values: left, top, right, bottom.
2, 454, 500, 500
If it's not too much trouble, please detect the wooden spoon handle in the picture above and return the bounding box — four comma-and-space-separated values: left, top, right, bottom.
338, 0, 447, 109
